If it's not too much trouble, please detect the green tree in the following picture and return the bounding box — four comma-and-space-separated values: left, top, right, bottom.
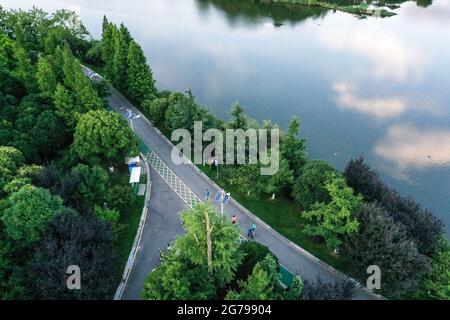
176, 202, 243, 286
36, 56, 57, 95
31, 110, 67, 156
126, 40, 157, 103
0, 146, 25, 194
141, 252, 215, 300
142, 97, 169, 127
54, 83, 77, 127
104, 184, 136, 212
420, 237, 450, 300
94, 205, 119, 225
101, 16, 116, 79
1, 185, 63, 243
262, 157, 294, 198
292, 160, 337, 210
228, 101, 248, 130
112, 24, 130, 90
70, 164, 109, 209
303, 173, 362, 250
12, 42, 36, 93
164, 90, 210, 132
73, 109, 138, 165
281, 116, 307, 177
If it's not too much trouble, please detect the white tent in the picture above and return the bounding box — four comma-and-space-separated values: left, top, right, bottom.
129, 166, 142, 183
126, 156, 141, 164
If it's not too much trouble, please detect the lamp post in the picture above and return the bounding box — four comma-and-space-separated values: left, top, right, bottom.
126, 109, 141, 131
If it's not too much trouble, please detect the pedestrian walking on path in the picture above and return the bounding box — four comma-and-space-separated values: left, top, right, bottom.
204, 189, 211, 200
247, 226, 254, 240
231, 215, 237, 224
251, 223, 256, 237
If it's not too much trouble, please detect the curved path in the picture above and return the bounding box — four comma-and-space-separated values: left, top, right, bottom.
102, 86, 381, 300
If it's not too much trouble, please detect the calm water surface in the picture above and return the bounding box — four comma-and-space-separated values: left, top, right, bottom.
3, 0, 450, 234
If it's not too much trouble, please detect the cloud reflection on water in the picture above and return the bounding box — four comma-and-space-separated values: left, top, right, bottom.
375, 124, 450, 169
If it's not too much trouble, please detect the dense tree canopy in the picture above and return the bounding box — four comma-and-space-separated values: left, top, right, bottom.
73, 109, 138, 165
31, 211, 119, 299
344, 156, 443, 255
1, 185, 63, 243
343, 202, 430, 297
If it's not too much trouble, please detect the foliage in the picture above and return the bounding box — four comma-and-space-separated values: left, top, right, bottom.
104, 184, 136, 213
281, 116, 307, 177
31, 211, 119, 299
292, 160, 337, 210
342, 202, 430, 297
73, 109, 138, 165
1, 185, 63, 243
176, 202, 243, 286
302, 173, 362, 250
70, 164, 109, 209
94, 205, 120, 225
142, 252, 216, 300
226, 254, 281, 300
127, 40, 157, 103
344, 156, 443, 255
420, 237, 450, 300
235, 241, 277, 282
0, 146, 25, 194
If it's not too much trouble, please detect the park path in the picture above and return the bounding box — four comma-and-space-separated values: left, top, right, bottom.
103, 86, 380, 300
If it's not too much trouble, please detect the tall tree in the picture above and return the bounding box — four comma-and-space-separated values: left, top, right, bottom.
54, 83, 77, 128
112, 24, 129, 90
176, 202, 243, 286
228, 102, 248, 130
36, 56, 57, 95
281, 116, 307, 177
127, 40, 157, 103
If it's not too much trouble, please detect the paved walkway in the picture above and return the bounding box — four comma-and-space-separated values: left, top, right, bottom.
104, 86, 379, 300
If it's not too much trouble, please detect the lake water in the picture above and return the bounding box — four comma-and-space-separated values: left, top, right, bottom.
3, 0, 449, 235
